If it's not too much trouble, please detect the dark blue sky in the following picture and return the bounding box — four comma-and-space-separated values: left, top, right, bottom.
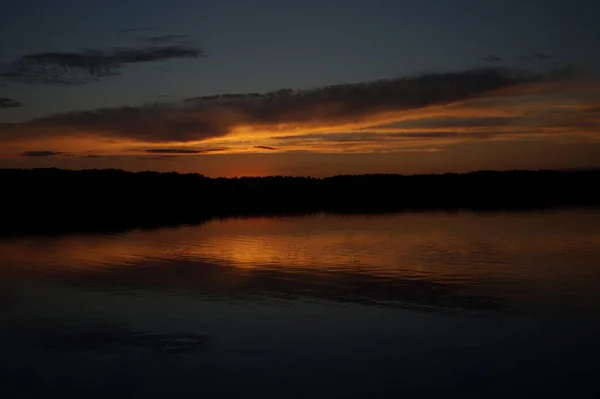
2, 0, 599, 120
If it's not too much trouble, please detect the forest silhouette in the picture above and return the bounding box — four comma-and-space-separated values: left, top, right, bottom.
2, 168, 599, 235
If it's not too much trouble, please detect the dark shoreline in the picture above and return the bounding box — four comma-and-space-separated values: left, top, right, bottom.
2, 167, 599, 236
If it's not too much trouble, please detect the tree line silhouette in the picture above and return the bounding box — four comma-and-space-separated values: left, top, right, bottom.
1, 168, 599, 235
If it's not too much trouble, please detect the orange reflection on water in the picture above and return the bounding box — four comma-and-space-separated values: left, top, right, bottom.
1, 210, 600, 286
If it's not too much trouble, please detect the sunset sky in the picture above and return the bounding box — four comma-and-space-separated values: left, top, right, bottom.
1, 0, 599, 176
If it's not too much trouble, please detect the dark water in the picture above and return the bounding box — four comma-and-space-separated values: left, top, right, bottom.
1, 210, 600, 398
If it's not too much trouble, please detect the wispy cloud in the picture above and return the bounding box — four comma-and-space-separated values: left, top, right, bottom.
115, 28, 155, 35
0, 33, 204, 85
0, 98, 24, 109
144, 147, 228, 154
146, 35, 192, 44
21, 150, 67, 157
254, 145, 278, 150
481, 55, 502, 62
515, 52, 553, 62
271, 131, 493, 142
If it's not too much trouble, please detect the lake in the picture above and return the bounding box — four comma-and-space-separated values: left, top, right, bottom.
1, 209, 599, 398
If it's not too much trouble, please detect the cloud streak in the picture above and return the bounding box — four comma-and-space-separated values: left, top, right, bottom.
115, 28, 154, 35
147, 35, 192, 44
0, 98, 23, 109
481, 55, 502, 62
21, 150, 67, 157
0, 34, 204, 85
144, 147, 228, 154
516, 52, 553, 62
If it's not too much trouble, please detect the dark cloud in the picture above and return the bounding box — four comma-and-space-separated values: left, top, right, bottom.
30, 103, 228, 142
147, 35, 191, 43
1, 39, 204, 85
21, 150, 67, 157
0, 98, 23, 109
116, 45, 202, 64
144, 148, 228, 154
115, 28, 154, 35
515, 52, 553, 62
481, 55, 502, 62
0, 67, 549, 143
254, 145, 278, 150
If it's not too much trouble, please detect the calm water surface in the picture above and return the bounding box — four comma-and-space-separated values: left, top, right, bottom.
1, 209, 600, 397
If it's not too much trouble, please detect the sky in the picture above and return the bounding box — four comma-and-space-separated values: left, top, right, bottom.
1, 0, 599, 176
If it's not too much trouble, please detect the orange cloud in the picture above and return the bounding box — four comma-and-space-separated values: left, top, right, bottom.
1, 67, 599, 158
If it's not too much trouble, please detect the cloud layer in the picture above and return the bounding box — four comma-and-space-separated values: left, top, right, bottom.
2, 67, 541, 139
1, 66, 598, 158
